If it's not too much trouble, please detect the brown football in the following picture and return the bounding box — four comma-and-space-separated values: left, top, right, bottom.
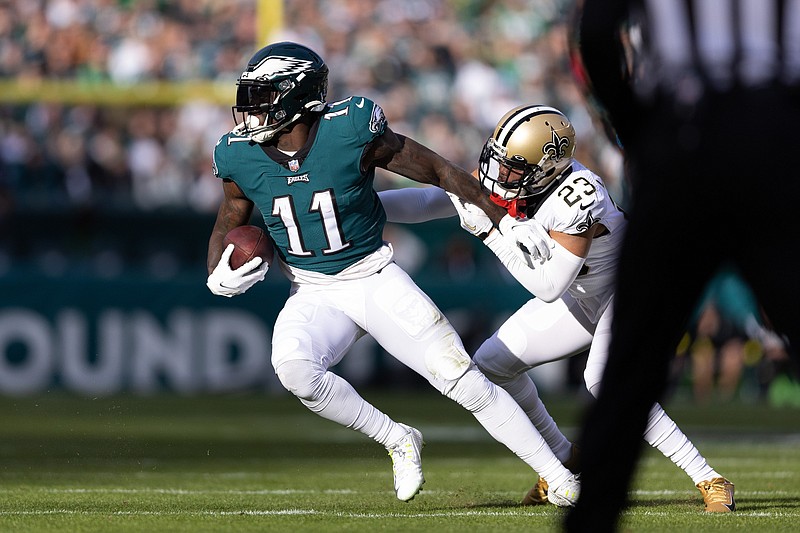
223, 225, 273, 270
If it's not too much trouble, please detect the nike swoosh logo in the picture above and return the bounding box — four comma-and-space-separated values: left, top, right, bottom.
356, 98, 365, 108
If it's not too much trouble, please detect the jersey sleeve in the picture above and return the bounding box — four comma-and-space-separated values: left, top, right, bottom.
212, 133, 231, 180
536, 167, 611, 235
347, 96, 387, 145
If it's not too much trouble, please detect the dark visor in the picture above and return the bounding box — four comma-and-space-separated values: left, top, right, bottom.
234, 83, 277, 112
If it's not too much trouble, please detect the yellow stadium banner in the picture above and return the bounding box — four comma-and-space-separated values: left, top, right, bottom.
0, 79, 233, 106
0, 1, 284, 107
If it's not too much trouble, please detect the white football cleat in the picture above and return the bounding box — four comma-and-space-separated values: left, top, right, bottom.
547, 474, 581, 507
386, 423, 425, 501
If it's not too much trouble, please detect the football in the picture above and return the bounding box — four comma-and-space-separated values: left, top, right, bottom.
223, 225, 273, 270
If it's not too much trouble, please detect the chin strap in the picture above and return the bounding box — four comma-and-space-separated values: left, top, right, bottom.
490, 193, 528, 219
247, 115, 276, 143
231, 115, 274, 143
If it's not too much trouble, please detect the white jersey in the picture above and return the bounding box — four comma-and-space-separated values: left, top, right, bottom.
531, 161, 626, 320
377, 165, 626, 323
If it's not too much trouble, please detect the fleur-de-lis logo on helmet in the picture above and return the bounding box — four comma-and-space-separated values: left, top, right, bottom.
478, 104, 576, 200
542, 129, 570, 161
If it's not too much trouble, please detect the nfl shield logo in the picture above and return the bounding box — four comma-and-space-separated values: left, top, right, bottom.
289, 159, 300, 172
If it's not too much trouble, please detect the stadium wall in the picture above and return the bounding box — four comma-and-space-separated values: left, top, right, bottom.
0, 214, 529, 397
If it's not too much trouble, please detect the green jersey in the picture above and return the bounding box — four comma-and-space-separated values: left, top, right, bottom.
213, 97, 388, 275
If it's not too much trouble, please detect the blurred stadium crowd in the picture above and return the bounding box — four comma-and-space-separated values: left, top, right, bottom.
0, 0, 621, 214
0, 0, 256, 212
1, 0, 796, 402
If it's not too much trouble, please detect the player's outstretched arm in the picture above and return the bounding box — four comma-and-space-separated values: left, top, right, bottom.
378, 187, 456, 224
367, 127, 509, 226
484, 230, 585, 302
367, 127, 564, 259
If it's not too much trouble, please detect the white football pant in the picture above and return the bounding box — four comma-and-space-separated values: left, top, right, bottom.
474, 293, 721, 485
271, 261, 574, 487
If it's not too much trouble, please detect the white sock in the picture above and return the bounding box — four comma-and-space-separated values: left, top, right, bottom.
278, 359, 406, 446
644, 404, 719, 485
446, 367, 572, 487
496, 372, 573, 463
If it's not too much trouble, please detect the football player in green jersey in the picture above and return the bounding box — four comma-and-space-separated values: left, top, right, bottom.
205, 42, 579, 505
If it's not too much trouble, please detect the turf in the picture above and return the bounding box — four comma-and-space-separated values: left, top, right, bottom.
0, 390, 797, 532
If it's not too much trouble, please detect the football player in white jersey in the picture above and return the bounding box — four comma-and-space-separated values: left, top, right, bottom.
378, 104, 734, 512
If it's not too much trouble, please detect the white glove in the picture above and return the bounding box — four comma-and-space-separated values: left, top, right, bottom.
446, 192, 494, 239
498, 214, 554, 263
206, 244, 269, 298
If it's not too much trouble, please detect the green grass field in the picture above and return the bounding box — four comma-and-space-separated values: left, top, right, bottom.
0, 389, 797, 532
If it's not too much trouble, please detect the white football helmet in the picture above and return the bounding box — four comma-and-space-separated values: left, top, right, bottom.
479, 105, 576, 199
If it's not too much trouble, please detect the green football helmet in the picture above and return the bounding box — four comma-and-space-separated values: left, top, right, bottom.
233, 41, 328, 142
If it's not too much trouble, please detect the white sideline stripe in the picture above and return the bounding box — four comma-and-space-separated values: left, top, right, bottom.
633, 489, 796, 496
626, 509, 799, 518
4, 488, 526, 497
0, 508, 798, 519
30, 488, 359, 495
0, 509, 539, 518
3, 487, 794, 499
0, 510, 319, 517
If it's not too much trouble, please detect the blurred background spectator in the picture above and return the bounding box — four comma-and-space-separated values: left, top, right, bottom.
0, 0, 621, 216
674, 265, 798, 405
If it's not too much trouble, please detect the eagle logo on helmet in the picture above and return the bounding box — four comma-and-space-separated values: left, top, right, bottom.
244, 55, 315, 81
542, 129, 571, 161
